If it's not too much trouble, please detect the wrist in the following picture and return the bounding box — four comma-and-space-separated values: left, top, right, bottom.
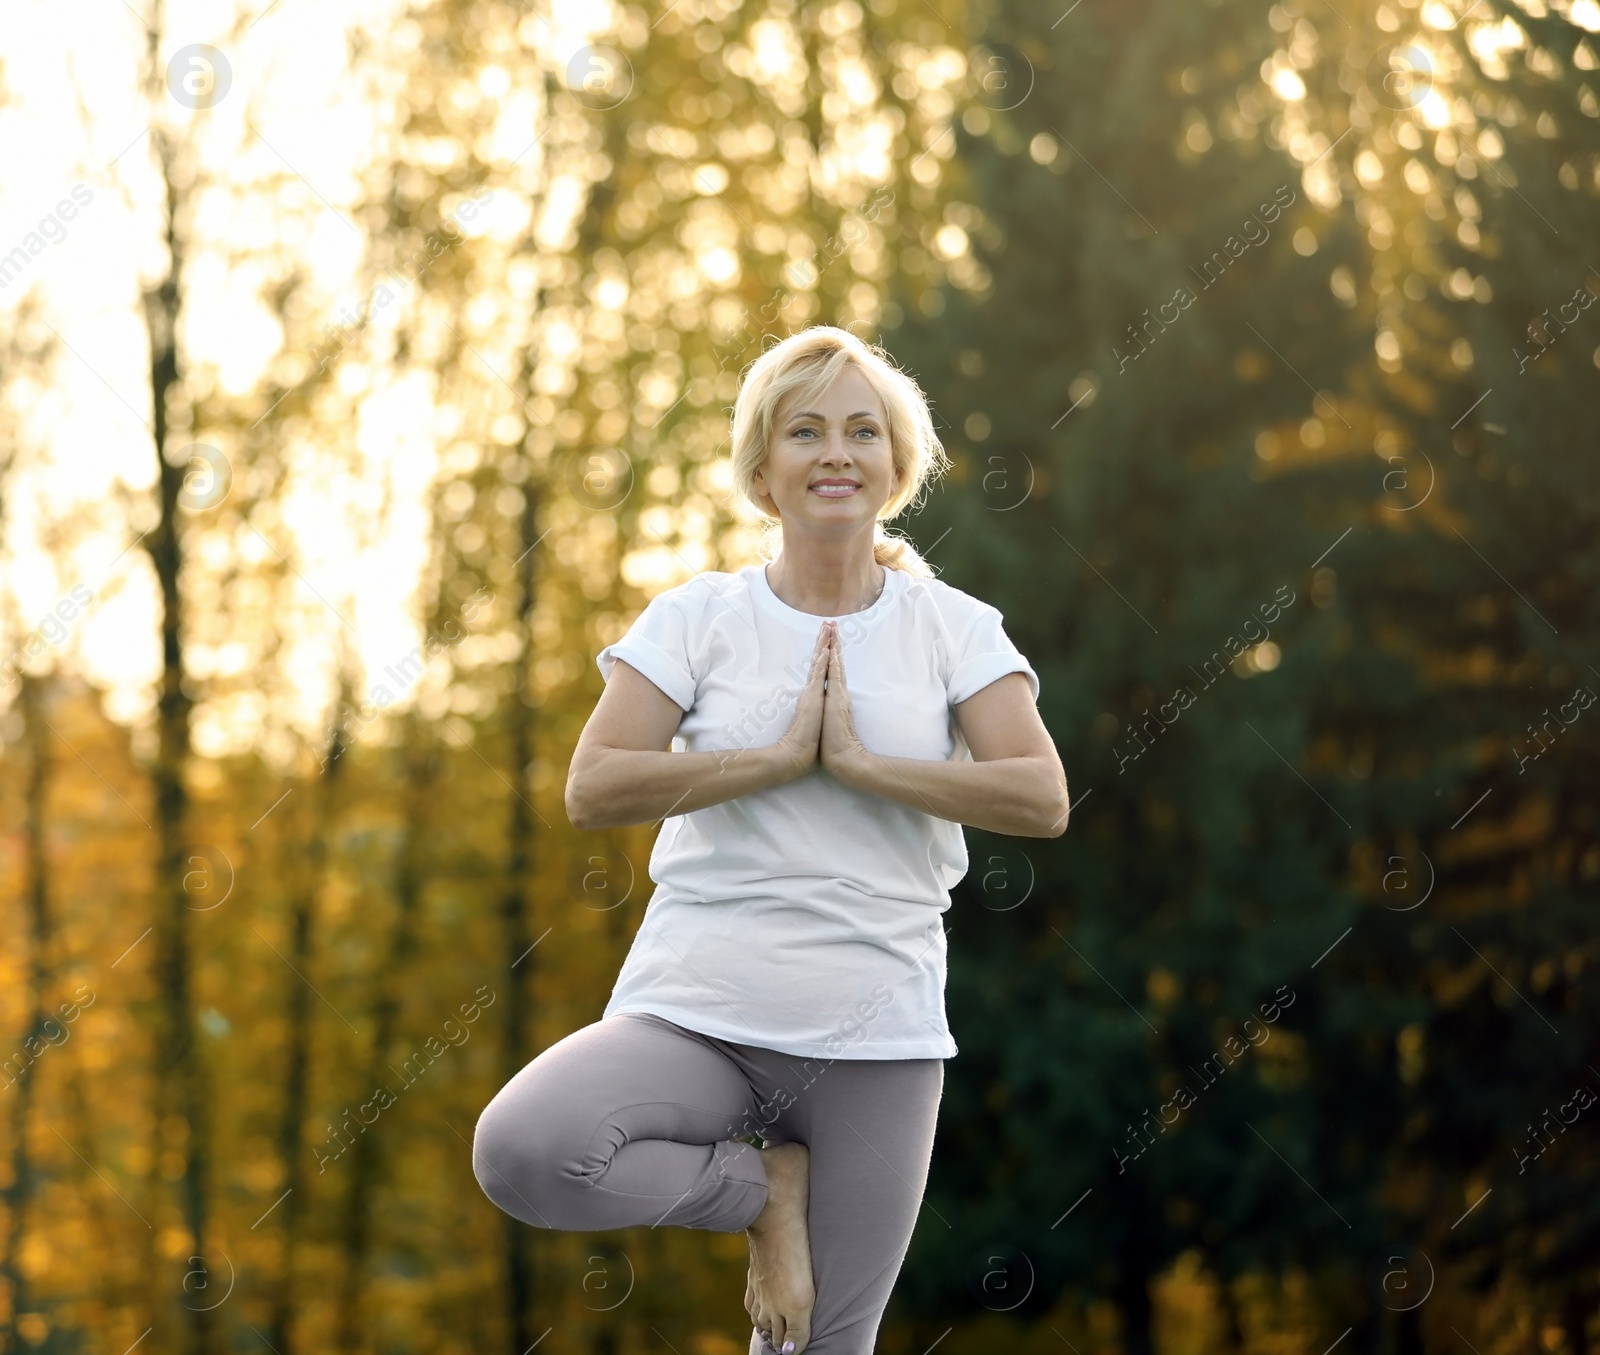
763, 739, 810, 786
824, 742, 871, 789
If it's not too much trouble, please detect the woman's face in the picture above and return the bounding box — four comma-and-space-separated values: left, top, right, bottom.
752, 365, 901, 531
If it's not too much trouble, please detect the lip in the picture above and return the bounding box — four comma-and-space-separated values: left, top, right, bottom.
809, 479, 862, 496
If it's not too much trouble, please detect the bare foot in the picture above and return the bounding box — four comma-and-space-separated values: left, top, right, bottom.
744, 1141, 815, 1354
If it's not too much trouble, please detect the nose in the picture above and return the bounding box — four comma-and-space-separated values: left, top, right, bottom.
818, 429, 853, 465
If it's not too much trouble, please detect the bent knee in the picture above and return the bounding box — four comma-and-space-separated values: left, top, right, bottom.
473, 1091, 550, 1222
472, 1088, 593, 1228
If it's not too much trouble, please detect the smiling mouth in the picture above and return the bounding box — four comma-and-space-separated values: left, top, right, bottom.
810, 482, 861, 497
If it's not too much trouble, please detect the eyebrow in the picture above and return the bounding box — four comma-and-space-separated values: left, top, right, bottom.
787, 410, 882, 422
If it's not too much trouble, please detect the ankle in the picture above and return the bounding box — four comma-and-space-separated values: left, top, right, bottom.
748, 1195, 781, 1237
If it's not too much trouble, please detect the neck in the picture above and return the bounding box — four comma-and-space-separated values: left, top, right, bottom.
765, 529, 885, 616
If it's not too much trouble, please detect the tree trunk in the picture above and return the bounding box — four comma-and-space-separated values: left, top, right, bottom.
1395, 1304, 1424, 1355
267, 713, 350, 1355
1114, 1241, 1154, 1355
499, 473, 542, 1352
140, 110, 212, 1355
1220, 1273, 1247, 1355
336, 730, 434, 1354
1563, 1287, 1592, 1355
1, 676, 52, 1355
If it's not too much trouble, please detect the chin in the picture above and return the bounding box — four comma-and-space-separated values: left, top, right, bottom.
799, 506, 877, 530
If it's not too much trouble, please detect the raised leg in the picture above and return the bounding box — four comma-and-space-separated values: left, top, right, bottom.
472, 1012, 770, 1234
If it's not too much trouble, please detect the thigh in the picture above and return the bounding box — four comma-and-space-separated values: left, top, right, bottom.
490, 1011, 758, 1142
761, 1057, 945, 1354
473, 1012, 769, 1231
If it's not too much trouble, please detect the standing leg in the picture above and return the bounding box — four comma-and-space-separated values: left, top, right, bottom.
472, 1012, 771, 1233
746, 1055, 945, 1355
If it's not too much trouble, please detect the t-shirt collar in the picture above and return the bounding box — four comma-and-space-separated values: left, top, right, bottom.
748, 561, 903, 634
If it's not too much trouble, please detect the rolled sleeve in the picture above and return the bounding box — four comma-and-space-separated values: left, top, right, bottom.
597, 593, 697, 712
947, 602, 1040, 706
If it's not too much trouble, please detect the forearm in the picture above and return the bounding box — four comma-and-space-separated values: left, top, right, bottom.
834, 751, 1069, 837
566, 742, 796, 830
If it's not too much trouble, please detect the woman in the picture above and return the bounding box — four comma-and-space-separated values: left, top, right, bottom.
472, 325, 1069, 1354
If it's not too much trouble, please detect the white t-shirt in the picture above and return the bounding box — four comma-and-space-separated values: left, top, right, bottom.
593, 562, 1040, 1061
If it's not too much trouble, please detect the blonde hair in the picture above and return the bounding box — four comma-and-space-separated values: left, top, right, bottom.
728, 325, 951, 577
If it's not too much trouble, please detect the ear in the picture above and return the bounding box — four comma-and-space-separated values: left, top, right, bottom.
750, 466, 778, 515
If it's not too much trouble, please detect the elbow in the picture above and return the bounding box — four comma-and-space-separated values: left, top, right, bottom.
1039, 783, 1071, 838
565, 788, 594, 832
567, 748, 648, 831
564, 761, 605, 831
1003, 764, 1070, 839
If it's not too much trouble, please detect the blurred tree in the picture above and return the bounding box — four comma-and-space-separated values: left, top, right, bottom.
883, 0, 1600, 1351
496, 406, 542, 1352
1291, 2, 1600, 1348
266, 699, 352, 1355
886, 1, 1376, 1345
133, 13, 219, 1345
336, 720, 436, 1353
1, 676, 54, 1355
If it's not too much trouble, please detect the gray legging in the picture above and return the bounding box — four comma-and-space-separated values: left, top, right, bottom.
472, 1011, 944, 1354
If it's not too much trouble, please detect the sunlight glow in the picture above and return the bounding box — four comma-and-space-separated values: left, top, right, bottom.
1271, 67, 1307, 102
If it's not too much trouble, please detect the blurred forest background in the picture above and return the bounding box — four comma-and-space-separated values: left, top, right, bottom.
0, 0, 1597, 1351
